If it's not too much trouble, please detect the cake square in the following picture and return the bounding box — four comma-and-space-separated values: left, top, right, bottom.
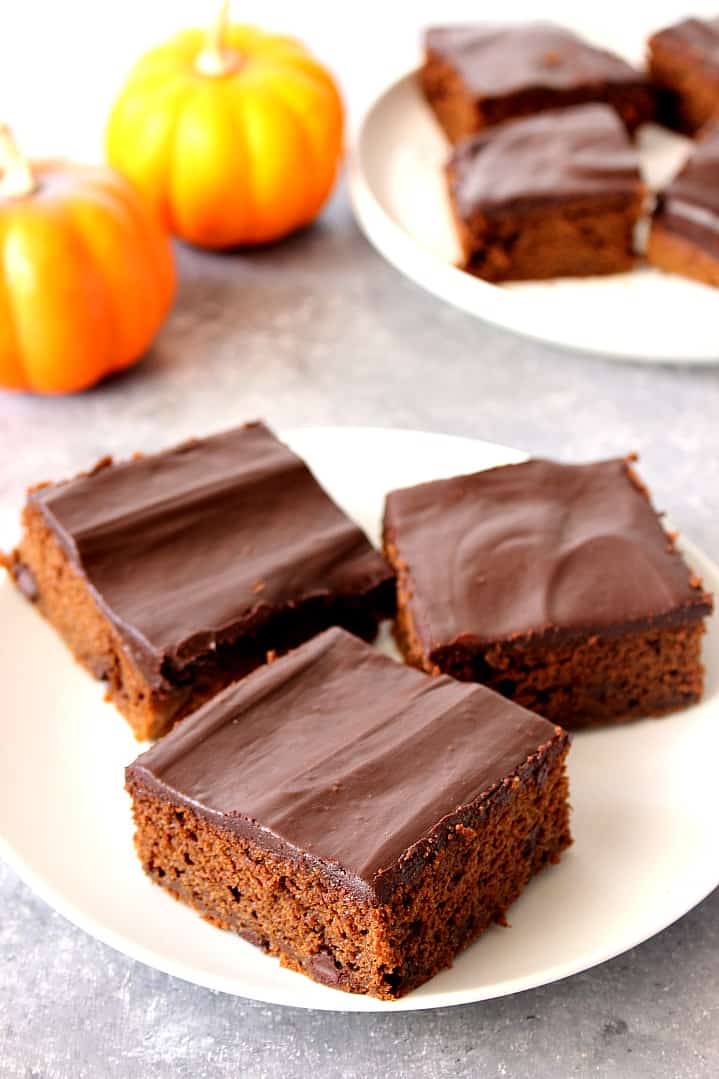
421, 22, 655, 144
7, 423, 395, 741
647, 121, 719, 287
446, 105, 646, 282
125, 627, 571, 999
383, 457, 713, 730
648, 17, 719, 134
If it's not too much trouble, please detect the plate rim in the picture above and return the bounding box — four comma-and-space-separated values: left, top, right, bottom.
348, 69, 719, 367
1, 423, 718, 1013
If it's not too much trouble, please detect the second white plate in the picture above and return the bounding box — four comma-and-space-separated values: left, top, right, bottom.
349, 60, 719, 363
0, 427, 718, 1011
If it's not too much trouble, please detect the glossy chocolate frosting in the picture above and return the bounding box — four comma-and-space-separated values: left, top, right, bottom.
426, 22, 646, 98
654, 123, 719, 257
127, 628, 564, 903
384, 458, 712, 655
31, 423, 393, 687
449, 104, 643, 218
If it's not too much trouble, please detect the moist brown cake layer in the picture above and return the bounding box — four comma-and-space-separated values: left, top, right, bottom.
646, 124, 719, 282
648, 20, 719, 134
10, 503, 169, 739
421, 50, 480, 143
10, 505, 391, 741
648, 223, 719, 287
127, 734, 570, 999
454, 195, 642, 282
385, 530, 707, 730
445, 106, 645, 282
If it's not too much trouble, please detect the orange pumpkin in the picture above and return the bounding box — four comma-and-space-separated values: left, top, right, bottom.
0, 126, 175, 395
106, 2, 344, 249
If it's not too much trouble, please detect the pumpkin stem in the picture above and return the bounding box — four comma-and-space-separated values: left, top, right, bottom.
195, 0, 241, 77
0, 124, 37, 199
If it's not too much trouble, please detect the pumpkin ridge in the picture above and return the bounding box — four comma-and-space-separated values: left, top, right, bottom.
65, 210, 125, 375
169, 81, 256, 248
163, 83, 202, 235
0, 222, 26, 389
67, 190, 161, 367
87, 171, 175, 315
142, 84, 195, 234
252, 82, 320, 219
125, 204, 175, 324
262, 72, 343, 220
238, 63, 343, 160
108, 78, 195, 230
125, 187, 174, 316
230, 82, 313, 244
3, 206, 112, 393
222, 84, 259, 241
1, 203, 56, 391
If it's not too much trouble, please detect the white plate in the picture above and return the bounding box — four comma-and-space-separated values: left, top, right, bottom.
1, 426, 718, 1012
349, 54, 719, 363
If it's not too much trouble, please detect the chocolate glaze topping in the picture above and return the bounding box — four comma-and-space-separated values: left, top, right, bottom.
127, 628, 564, 903
31, 423, 393, 687
384, 458, 713, 654
449, 105, 643, 218
426, 22, 647, 98
654, 123, 719, 256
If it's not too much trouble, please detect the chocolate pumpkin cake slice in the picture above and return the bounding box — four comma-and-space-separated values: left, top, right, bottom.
421, 22, 655, 143
648, 17, 719, 134
7, 423, 394, 740
126, 627, 571, 1000
446, 104, 646, 282
383, 457, 713, 730
647, 121, 719, 287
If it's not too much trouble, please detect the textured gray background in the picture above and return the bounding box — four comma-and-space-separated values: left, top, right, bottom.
1, 189, 718, 1078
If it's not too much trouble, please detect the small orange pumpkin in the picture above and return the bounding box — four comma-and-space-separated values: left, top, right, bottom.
0, 126, 175, 395
106, 2, 344, 249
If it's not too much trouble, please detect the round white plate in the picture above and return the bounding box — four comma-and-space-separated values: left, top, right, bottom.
1, 426, 718, 1012
349, 53, 719, 363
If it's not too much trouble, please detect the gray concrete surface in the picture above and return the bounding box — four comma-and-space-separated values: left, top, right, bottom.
1, 187, 718, 1078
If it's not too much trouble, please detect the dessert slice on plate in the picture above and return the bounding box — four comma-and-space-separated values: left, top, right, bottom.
6, 423, 395, 740
126, 627, 571, 999
383, 456, 713, 729
445, 104, 647, 282
421, 22, 655, 143
648, 17, 719, 134
648, 121, 719, 287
